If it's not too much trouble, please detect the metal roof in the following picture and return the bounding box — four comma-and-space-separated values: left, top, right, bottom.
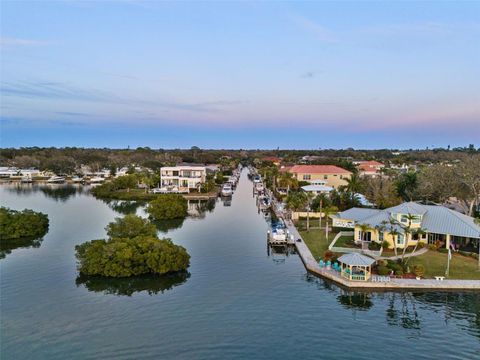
338, 202, 480, 239
301, 185, 333, 193
336, 208, 382, 222
338, 253, 376, 266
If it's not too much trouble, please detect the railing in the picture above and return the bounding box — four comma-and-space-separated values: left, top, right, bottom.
341, 272, 368, 281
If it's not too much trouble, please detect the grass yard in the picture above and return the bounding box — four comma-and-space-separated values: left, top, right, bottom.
408, 251, 480, 280
299, 227, 338, 261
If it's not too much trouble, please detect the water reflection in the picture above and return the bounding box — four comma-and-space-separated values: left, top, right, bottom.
6, 183, 84, 202
337, 292, 374, 311
385, 292, 421, 330
153, 218, 186, 233
102, 199, 146, 215
187, 198, 216, 217
75, 271, 190, 296
0, 236, 45, 259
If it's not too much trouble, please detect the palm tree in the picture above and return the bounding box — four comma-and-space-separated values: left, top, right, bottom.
358, 223, 371, 242
285, 192, 308, 222
305, 192, 315, 232
405, 227, 427, 265
323, 206, 339, 240
316, 193, 329, 229
385, 218, 401, 257
400, 213, 418, 262
278, 172, 298, 194
345, 173, 364, 202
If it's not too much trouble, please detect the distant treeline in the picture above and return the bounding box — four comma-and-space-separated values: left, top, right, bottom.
0, 145, 478, 175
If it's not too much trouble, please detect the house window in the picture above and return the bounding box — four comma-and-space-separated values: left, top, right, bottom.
379, 232, 384, 242
400, 215, 408, 223
323, 175, 328, 180
397, 233, 405, 245
340, 175, 343, 179
303, 174, 311, 180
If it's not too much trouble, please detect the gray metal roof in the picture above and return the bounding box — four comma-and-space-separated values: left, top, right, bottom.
336, 208, 382, 222
338, 253, 376, 266
421, 205, 480, 239
338, 202, 480, 239
387, 202, 427, 215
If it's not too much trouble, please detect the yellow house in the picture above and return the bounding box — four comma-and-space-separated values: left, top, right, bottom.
289, 165, 351, 189
332, 202, 480, 251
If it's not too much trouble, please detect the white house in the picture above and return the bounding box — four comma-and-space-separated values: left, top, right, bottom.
160, 165, 206, 192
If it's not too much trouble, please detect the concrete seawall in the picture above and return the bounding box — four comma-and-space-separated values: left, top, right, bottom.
280, 203, 480, 291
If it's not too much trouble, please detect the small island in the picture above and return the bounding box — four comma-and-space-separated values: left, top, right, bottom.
75, 215, 190, 277
0, 207, 49, 240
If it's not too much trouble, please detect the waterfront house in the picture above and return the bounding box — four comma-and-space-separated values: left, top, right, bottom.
160, 165, 206, 192
289, 165, 351, 189
332, 202, 480, 251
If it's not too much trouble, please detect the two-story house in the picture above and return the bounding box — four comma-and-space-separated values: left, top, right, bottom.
289, 165, 351, 189
160, 165, 206, 192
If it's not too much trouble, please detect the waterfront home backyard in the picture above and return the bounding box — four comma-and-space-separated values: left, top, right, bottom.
299, 222, 480, 280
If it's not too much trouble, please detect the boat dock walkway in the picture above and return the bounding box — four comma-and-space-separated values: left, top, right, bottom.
270, 192, 480, 291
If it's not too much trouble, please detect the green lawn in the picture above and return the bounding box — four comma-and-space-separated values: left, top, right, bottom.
408, 251, 480, 280
299, 227, 337, 260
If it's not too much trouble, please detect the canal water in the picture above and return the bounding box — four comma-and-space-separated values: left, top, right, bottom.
1, 171, 479, 359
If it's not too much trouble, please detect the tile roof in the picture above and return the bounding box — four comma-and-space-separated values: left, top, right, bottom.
290, 165, 351, 174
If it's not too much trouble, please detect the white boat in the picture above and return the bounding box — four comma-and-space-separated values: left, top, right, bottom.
21, 175, 33, 183
72, 177, 84, 183
255, 182, 264, 193
47, 176, 66, 183
151, 187, 168, 194
89, 177, 105, 183
221, 183, 233, 197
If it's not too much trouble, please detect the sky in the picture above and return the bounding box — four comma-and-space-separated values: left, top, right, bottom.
1, 0, 479, 149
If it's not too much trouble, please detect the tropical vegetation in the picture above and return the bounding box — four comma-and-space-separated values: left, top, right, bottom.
75, 215, 190, 277
147, 194, 188, 220
0, 207, 49, 240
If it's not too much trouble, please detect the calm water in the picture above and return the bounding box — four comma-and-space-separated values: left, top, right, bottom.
1, 172, 479, 359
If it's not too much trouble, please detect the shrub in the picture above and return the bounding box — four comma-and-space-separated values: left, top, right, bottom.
75, 236, 190, 277
75, 215, 190, 278
324, 250, 334, 261
147, 194, 188, 220
390, 263, 403, 272
416, 242, 425, 249
395, 270, 404, 276
413, 265, 425, 277
381, 240, 390, 249
438, 248, 448, 253
368, 242, 381, 250
377, 259, 388, 267
377, 266, 390, 276
459, 250, 470, 257
428, 244, 437, 250
0, 207, 49, 240
106, 214, 157, 239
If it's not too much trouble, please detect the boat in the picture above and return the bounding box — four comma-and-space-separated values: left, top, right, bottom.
254, 182, 264, 194
89, 177, 105, 183
72, 176, 84, 183
47, 176, 66, 183
221, 183, 233, 197
21, 175, 33, 183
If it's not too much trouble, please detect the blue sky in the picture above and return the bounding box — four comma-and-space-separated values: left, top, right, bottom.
1, 1, 479, 149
